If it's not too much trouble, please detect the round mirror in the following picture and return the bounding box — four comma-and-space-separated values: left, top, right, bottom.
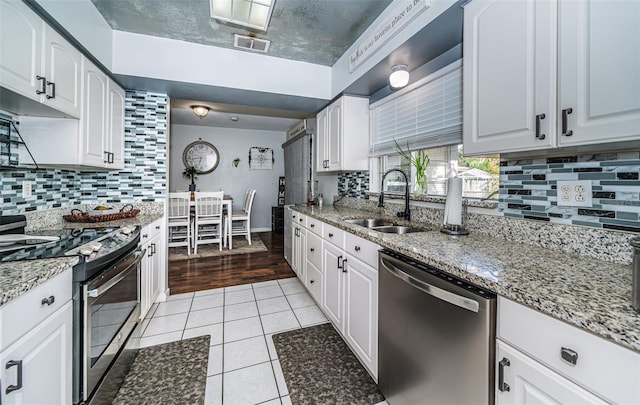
182, 141, 220, 174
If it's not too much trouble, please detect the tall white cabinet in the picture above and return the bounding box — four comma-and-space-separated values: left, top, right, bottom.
463, 0, 640, 155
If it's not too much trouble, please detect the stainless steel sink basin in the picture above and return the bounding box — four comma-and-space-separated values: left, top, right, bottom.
345, 218, 394, 228
371, 225, 423, 234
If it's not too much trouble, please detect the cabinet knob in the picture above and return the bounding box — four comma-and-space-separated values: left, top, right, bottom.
299, 218, 303, 222
560, 347, 578, 365
328, 233, 333, 238
41, 295, 55, 306
156, 225, 160, 230
354, 246, 361, 252
143, 234, 148, 238
310, 279, 315, 284
310, 248, 314, 252
310, 224, 315, 228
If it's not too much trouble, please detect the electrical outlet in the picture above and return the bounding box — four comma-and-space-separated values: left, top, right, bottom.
22, 181, 32, 198
557, 180, 592, 207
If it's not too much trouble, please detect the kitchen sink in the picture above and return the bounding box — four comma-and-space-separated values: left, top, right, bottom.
371, 225, 422, 234
345, 218, 394, 228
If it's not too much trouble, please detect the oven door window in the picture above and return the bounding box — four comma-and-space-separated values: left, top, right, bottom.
88, 268, 138, 366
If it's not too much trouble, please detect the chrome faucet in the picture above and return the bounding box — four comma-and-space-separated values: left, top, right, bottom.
378, 169, 411, 221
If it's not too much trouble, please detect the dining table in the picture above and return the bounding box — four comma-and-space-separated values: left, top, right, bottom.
190, 194, 234, 250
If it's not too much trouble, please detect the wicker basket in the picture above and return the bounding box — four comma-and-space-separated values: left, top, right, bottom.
63, 204, 140, 223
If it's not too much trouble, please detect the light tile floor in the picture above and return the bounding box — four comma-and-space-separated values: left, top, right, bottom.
139, 277, 329, 405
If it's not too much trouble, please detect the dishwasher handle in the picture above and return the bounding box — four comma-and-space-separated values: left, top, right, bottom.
380, 256, 480, 313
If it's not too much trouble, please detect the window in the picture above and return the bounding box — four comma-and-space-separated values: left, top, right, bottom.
369, 60, 499, 200
375, 145, 499, 199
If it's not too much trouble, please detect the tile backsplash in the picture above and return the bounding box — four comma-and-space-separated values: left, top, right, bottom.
500, 152, 640, 232
338, 171, 369, 198
0, 90, 167, 215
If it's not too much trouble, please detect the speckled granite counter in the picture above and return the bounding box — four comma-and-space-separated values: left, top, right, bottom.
0, 256, 78, 306
0, 212, 164, 307
292, 205, 640, 354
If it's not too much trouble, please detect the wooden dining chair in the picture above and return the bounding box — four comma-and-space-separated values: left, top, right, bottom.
230, 189, 256, 245
167, 192, 192, 254
193, 191, 224, 253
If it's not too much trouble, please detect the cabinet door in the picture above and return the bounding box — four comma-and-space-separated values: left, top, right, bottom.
42, 25, 81, 118
82, 59, 108, 167
316, 107, 328, 171
327, 99, 342, 170
322, 242, 344, 328
140, 244, 152, 319
558, 0, 640, 146
107, 79, 125, 169
496, 341, 607, 405
0, 0, 43, 101
0, 301, 72, 405
344, 256, 378, 378
463, 0, 556, 155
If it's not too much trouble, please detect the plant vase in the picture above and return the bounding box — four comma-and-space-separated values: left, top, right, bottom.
414, 169, 428, 195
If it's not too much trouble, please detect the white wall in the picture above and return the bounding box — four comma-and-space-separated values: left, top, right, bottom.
113, 31, 332, 100
36, 0, 113, 69
170, 124, 285, 231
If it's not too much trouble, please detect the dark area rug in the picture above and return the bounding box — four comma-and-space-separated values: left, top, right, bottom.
273, 323, 384, 405
112, 336, 210, 405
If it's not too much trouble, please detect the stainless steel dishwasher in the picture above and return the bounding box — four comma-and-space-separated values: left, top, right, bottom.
378, 249, 496, 405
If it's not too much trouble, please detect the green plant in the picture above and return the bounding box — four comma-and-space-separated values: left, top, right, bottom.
182, 166, 198, 184
394, 139, 430, 195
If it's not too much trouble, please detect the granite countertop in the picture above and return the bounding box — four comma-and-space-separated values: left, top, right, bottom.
293, 205, 640, 354
0, 213, 164, 307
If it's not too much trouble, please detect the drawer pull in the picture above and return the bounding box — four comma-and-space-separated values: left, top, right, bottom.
41, 295, 55, 306
5, 360, 23, 394
143, 234, 148, 238
310, 248, 314, 252
561, 347, 578, 365
299, 218, 303, 222
337, 255, 343, 269
328, 233, 333, 238
535, 113, 546, 140
156, 225, 161, 230
310, 279, 315, 284
498, 357, 510, 392
354, 246, 361, 252
310, 224, 315, 228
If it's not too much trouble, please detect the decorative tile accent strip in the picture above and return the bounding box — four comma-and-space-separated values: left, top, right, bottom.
337, 171, 369, 198
500, 152, 640, 232
0, 91, 167, 215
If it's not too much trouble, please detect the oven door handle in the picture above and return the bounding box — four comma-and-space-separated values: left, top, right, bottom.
87, 248, 145, 298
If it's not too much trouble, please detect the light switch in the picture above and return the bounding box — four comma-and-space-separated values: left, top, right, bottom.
557, 180, 592, 207
22, 181, 32, 198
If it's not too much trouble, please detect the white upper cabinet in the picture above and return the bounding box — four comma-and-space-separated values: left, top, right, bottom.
0, 0, 81, 118
463, 0, 640, 156
82, 60, 109, 167
557, 0, 640, 147
316, 95, 369, 172
0, 0, 43, 101
108, 80, 126, 169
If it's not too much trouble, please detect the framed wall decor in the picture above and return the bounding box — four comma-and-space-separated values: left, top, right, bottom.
183, 140, 220, 174
249, 147, 274, 170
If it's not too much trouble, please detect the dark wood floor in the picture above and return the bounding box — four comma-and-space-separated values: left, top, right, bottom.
168, 231, 295, 294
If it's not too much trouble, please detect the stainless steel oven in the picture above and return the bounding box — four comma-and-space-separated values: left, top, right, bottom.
80, 246, 143, 402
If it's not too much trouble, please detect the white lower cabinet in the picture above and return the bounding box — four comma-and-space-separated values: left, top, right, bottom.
497, 297, 640, 404
140, 218, 166, 318
343, 255, 378, 378
318, 223, 379, 379
496, 340, 606, 405
0, 301, 72, 405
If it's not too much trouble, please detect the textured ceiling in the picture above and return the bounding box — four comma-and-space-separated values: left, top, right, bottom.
91, 0, 393, 66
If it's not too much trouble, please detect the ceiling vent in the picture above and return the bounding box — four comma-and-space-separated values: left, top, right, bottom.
234, 34, 271, 53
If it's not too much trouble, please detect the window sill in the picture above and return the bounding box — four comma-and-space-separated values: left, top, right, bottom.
364, 191, 498, 209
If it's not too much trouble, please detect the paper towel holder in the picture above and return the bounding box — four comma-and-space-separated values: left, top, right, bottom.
441, 199, 469, 235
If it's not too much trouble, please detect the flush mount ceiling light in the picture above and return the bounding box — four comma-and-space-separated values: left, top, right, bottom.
191, 105, 210, 119
230, 116, 240, 122
389, 64, 410, 89
210, 0, 275, 31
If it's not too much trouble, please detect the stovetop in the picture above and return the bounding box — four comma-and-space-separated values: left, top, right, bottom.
0, 225, 139, 264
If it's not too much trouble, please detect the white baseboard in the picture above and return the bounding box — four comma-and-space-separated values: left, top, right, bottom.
250, 227, 272, 233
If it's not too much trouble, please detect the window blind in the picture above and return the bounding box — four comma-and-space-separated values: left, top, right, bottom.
370, 61, 462, 157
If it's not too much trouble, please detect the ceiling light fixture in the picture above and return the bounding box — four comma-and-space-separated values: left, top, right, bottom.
230, 116, 240, 122
210, 0, 275, 31
191, 105, 210, 119
389, 64, 410, 89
